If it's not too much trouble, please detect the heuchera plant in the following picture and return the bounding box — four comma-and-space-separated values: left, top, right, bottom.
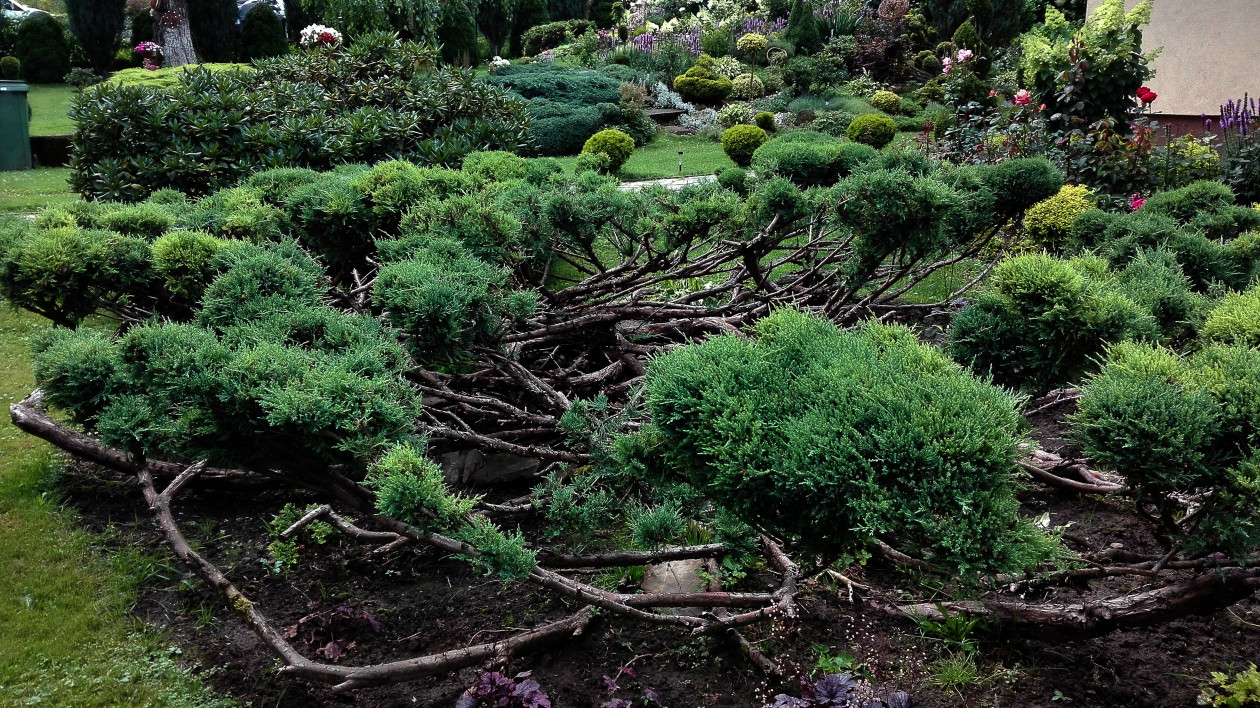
456, 671, 551, 708
767, 673, 912, 708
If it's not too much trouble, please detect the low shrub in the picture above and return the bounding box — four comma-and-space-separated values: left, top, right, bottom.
721, 125, 768, 167
633, 309, 1053, 576
750, 132, 877, 187
810, 110, 855, 137
0, 55, 19, 80
948, 253, 1161, 391
1023, 184, 1098, 248
869, 90, 902, 114
846, 113, 897, 149
716, 102, 753, 128
673, 55, 733, 104
716, 166, 748, 193
1201, 284, 1260, 348
1074, 341, 1260, 557
754, 111, 775, 132
71, 34, 531, 200
581, 129, 635, 172
730, 73, 764, 100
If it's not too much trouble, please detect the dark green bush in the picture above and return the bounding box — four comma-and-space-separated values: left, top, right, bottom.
129, 7, 152, 43
582, 129, 635, 172
720, 125, 768, 168
716, 166, 748, 193
438, 0, 479, 67
948, 253, 1161, 391
520, 20, 591, 56
0, 55, 19, 80
64, 0, 125, 76
1074, 341, 1260, 557
846, 113, 897, 149
69, 34, 531, 200
188, 0, 238, 63
15, 13, 70, 83
754, 111, 776, 132
461, 150, 531, 182
490, 65, 621, 105
239, 4, 288, 62
749, 132, 878, 188
630, 308, 1053, 575
509, 0, 551, 57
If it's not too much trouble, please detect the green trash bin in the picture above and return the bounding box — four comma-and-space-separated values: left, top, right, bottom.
0, 81, 32, 171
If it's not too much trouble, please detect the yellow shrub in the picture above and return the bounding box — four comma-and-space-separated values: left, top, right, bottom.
1023, 184, 1098, 247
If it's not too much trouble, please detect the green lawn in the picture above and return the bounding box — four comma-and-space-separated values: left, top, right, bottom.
557, 132, 736, 181
0, 304, 232, 706
0, 167, 77, 213
27, 84, 77, 137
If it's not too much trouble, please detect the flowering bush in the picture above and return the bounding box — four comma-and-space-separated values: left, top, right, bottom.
133, 41, 162, 57
489, 56, 511, 72
300, 24, 343, 49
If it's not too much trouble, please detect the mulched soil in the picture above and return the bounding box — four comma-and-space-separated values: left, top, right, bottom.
54, 397, 1260, 708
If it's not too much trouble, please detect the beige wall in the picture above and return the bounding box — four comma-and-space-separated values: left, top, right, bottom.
1085, 0, 1260, 117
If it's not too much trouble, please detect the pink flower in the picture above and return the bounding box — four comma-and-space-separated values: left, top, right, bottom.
1130, 194, 1146, 210
956, 49, 973, 62
941, 57, 952, 74
1039, 103, 1046, 110
1013, 89, 1032, 106
989, 90, 997, 97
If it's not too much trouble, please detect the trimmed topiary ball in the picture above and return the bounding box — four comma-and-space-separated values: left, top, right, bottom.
581, 129, 635, 172
754, 111, 776, 132
673, 55, 734, 104
731, 73, 765, 100
0, 56, 20, 80
870, 90, 903, 114
721, 124, 769, 167
846, 113, 897, 149
736, 32, 768, 56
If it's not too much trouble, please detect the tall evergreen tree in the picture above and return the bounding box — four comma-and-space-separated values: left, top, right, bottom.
439, 0, 478, 67
476, 0, 515, 58
784, 0, 820, 55
189, 0, 239, 63
508, 0, 548, 58
64, 0, 126, 76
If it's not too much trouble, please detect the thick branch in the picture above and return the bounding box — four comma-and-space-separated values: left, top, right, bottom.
540, 544, 728, 568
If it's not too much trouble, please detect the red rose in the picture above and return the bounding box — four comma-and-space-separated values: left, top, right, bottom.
1137, 87, 1157, 104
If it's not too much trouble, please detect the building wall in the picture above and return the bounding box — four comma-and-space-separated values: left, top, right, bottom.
1085, 0, 1260, 118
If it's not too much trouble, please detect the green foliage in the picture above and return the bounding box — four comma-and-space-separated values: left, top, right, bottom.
1202, 284, 1260, 348
129, 8, 151, 43
1022, 184, 1097, 247
239, 4, 288, 62
0, 55, 19, 80
367, 444, 475, 527
520, 19, 591, 56
784, 0, 821, 55
730, 73, 765, 100
71, 34, 530, 200
720, 124, 768, 168
188, 0, 239, 63
15, 13, 70, 83
1200, 665, 1260, 708
869, 90, 903, 114
630, 502, 686, 549
630, 309, 1054, 575
536, 468, 616, 543
509, 0, 550, 57
948, 253, 1162, 391
846, 114, 897, 149
438, 0, 478, 67
492, 65, 649, 156
716, 165, 748, 193
453, 515, 538, 581
151, 231, 224, 301
1074, 342, 1260, 557
749, 131, 877, 187
462, 150, 531, 182
269, 503, 336, 544
700, 26, 734, 58
64, 0, 125, 76
582, 129, 635, 171
1020, 0, 1155, 125
673, 56, 734, 104
737, 32, 767, 57
754, 111, 776, 132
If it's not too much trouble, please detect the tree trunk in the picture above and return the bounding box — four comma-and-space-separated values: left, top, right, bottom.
153, 0, 196, 67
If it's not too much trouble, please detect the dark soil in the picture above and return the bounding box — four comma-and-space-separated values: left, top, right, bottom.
54, 400, 1260, 708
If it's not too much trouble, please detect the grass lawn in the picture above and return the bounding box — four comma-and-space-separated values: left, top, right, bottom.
0, 167, 77, 213
0, 304, 232, 706
556, 132, 735, 181
26, 84, 77, 137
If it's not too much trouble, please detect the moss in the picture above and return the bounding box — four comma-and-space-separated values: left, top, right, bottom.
107, 63, 252, 89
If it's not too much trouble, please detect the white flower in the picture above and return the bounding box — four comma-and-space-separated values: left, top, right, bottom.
300, 24, 343, 49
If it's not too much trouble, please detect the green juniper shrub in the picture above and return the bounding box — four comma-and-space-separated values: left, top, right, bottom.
1073, 341, 1260, 559
239, 4, 288, 62
15, 12, 70, 83
673, 54, 733, 104
582, 129, 635, 172
521, 20, 591, 56
810, 110, 856, 137
948, 253, 1161, 391
1114, 249, 1206, 342
754, 111, 776, 132
0, 55, 19, 79
869, 90, 903, 114
150, 230, 226, 301
731, 73, 765, 100
1022, 184, 1098, 249
1201, 283, 1260, 348
625, 309, 1055, 576
720, 125, 768, 168
846, 113, 897, 149
784, 0, 821, 54
461, 150, 531, 183
716, 166, 749, 194
749, 131, 877, 188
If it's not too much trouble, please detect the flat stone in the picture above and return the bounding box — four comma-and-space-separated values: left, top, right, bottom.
640, 558, 708, 616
